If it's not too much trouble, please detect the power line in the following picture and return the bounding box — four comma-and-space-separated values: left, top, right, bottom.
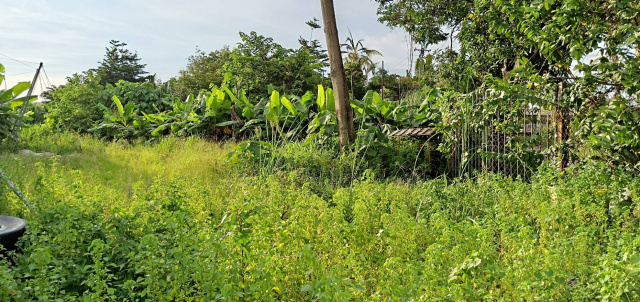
0, 51, 39, 69
6, 71, 36, 77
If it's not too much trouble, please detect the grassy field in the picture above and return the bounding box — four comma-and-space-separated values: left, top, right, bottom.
1, 134, 640, 301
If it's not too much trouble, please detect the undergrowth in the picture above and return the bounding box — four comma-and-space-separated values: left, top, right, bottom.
0, 133, 639, 301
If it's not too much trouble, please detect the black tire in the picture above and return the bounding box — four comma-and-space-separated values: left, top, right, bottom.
0, 215, 26, 252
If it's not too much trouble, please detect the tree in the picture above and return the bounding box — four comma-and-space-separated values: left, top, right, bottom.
321, 0, 354, 146
375, 0, 474, 47
96, 40, 149, 85
223, 31, 324, 98
298, 18, 329, 69
342, 31, 382, 78
341, 31, 382, 99
169, 47, 232, 100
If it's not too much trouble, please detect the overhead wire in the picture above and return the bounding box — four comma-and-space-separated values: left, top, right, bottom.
6, 71, 36, 77
0, 51, 39, 69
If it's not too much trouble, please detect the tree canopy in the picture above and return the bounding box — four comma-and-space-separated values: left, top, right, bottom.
95, 40, 149, 85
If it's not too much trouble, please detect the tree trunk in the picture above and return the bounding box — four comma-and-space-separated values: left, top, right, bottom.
321, 0, 354, 147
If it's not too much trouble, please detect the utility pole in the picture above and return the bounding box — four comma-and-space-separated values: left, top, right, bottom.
381, 61, 384, 101
321, 0, 354, 146
414, 46, 426, 77
14, 62, 43, 140
397, 75, 401, 101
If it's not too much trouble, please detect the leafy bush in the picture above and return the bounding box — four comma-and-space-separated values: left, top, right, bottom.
1, 137, 640, 300
45, 72, 107, 132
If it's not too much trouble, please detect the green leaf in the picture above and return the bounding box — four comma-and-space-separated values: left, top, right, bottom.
301, 284, 312, 292
113, 95, 125, 116
300, 91, 313, 106
317, 85, 325, 108
362, 90, 374, 106
281, 96, 298, 115
326, 88, 335, 112
216, 121, 241, 127
0, 63, 5, 73
223, 86, 239, 102
151, 125, 167, 136
372, 92, 382, 106
9, 95, 37, 107
6, 100, 23, 109
270, 90, 281, 111
239, 90, 251, 107
124, 101, 134, 118
242, 107, 254, 119
10, 82, 31, 98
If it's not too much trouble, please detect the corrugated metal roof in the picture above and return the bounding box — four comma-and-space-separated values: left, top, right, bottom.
388, 128, 436, 138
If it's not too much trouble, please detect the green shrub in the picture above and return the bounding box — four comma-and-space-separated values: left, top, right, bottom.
2, 136, 640, 300
45, 72, 107, 132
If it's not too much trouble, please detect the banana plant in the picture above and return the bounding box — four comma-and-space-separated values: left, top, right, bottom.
91, 95, 148, 140
351, 90, 413, 134
0, 64, 37, 141
307, 84, 337, 136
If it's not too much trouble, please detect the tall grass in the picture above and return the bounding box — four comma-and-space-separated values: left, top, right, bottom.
1, 132, 639, 300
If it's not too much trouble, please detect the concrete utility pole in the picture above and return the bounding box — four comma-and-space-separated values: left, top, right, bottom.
381, 61, 384, 101
321, 0, 354, 147
14, 62, 43, 140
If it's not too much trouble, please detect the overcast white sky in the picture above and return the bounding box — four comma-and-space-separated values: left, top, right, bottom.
0, 0, 435, 97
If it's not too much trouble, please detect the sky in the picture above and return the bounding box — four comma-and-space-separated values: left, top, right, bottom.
0, 0, 430, 98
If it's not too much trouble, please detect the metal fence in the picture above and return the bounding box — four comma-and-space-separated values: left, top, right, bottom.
448, 99, 566, 180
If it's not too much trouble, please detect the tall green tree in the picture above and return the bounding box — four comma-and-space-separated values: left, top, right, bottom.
169, 47, 232, 100
375, 0, 474, 47
341, 31, 382, 99
298, 18, 329, 68
341, 31, 382, 78
223, 31, 324, 97
95, 40, 149, 85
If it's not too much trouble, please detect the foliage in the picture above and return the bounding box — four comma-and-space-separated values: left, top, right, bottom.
45, 76, 173, 134
341, 32, 382, 100
91, 83, 248, 140
375, 0, 474, 46
298, 18, 329, 69
94, 40, 150, 85
1, 136, 640, 300
168, 47, 233, 101
0, 63, 37, 144
103, 80, 176, 113
577, 98, 640, 167
45, 72, 107, 132
478, 0, 640, 166
223, 32, 325, 97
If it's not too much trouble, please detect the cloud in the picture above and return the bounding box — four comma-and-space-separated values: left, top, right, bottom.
1, 0, 415, 88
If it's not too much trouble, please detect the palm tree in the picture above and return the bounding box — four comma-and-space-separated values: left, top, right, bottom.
341, 30, 382, 80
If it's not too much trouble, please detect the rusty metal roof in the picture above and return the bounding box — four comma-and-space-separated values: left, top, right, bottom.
388, 128, 436, 138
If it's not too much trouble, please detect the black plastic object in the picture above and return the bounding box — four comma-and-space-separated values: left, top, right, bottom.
0, 215, 26, 252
